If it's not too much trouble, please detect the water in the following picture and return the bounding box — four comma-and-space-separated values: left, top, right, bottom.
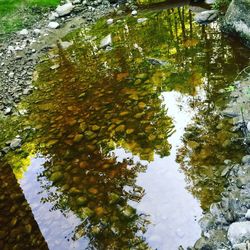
1, 3, 250, 250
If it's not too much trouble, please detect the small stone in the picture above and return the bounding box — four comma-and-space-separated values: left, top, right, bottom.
247, 122, 250, 132
48, 22, 60, 29
245, 209, 250, 220
10, 138, 22, 149
233, 243, 249, 250
73, 134, 84, 143
60, 41, 73, 49
49, 12, 59, 20
100, 34, 112, 48
50, 64, 60, 70
131, 10, 137, 16
242, 155, 250, 164
137, 18, 148, 23
107, 18, 113, 25
228, 221, 250, 245
50, 172, 63, 182
76, 197, 87, 206
19, 29, 28, 35
34, 29, 41, 34
55, 3, 74, 17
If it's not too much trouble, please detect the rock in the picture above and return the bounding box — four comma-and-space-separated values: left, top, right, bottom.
50, 172, 63, 182
107, 18, 113, 25
205, 0, 215, 4
137, 18, 148, 23
131, 10, 137, 16
100, 34, 112, 48
4, 107, 12, 115
233, 243, 250, 250
33, 29, 41, 34
194, 10, 219, 24
245, 209, 250, 219
48, 22, 60, 29
10, 138, 22, 149
228, 221, 250, 245
224, 0, 250, 47
19, 29, 29, 35
49, 11, 59, 20
242, 155, 250, 164
73, 134, 83, 143
60, 41, 73, 49
247, 122, 250, 132
55, 3, 74, 17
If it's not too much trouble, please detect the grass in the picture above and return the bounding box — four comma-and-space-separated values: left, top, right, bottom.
0, 0, 60, 38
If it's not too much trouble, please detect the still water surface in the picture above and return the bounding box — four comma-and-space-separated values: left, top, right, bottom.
1, 2, 250, 250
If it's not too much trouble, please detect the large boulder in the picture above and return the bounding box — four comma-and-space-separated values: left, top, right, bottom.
223, 0, 250, 46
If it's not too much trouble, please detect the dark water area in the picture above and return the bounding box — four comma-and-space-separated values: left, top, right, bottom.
1, 3, 250, 250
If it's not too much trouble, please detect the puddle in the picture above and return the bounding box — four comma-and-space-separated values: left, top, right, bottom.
1, 3, 250, 250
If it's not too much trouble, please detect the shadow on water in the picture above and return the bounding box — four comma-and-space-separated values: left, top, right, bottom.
1, 4, 250, 250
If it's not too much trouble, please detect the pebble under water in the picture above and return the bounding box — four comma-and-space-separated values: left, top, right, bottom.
1, 3, 250, 250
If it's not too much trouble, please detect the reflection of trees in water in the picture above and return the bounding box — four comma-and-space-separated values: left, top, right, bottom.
2, 6, 250, 248
17, 12, 178, 248
0, 161, 48, 249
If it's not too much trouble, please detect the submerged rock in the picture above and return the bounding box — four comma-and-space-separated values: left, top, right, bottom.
194, 10, 219, 24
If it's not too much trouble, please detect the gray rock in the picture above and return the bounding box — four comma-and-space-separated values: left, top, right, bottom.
48, 12, 59, 21
194, 10, 219, 24
245, 209, 250, 220
10, 138, 22, 149
233, 243, 250, 250
48, 22, 60, 29
100, 34, 112, 48
228, 221, 250, 245
19, 29, 29, 35
205, 0, 215, 4
224, 0, 250, 46
242, 155, 250, 164
4, 107, 12, 115
55, 3, 74, 17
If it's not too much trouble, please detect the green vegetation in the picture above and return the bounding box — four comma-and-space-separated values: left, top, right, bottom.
0, 0, 60, 38
213, 0, 231, 11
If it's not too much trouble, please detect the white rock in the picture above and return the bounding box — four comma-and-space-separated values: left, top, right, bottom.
34, 29, 41, 34
107, 19, 113, 25
60, 41, 73, 49
73, 0, 81, 4
9, 72, 14, 78
100, 34, 112, 48
19, 29, 29, 35
55, 3, 74, 17
48, 22, 60, 29
247, 121, 250, 132
228, 221, 250, 245
131, 10, 137, 16
245, 209, 250, 220
194, 10, 219, 24
205, 0, 215, 4
49, 11, 59, 20
10, 138, 22, 149
233, 243, 250, 250
137, 18, 148, 23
